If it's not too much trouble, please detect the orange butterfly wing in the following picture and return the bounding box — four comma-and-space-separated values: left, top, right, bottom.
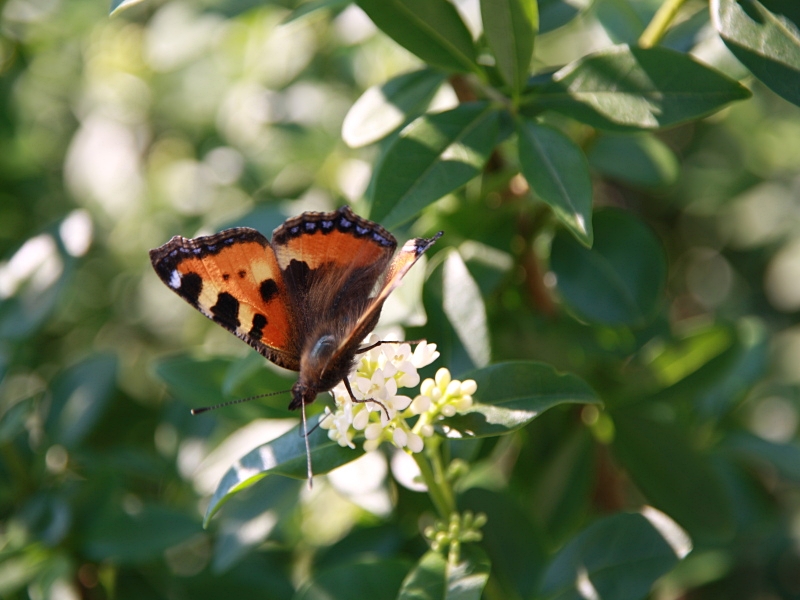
149, 228, 299, 371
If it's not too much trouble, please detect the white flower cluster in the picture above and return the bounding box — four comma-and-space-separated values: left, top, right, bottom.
319, 336, 477, 455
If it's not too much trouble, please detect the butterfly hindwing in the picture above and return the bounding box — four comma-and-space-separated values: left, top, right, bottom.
149, 228, 300, 370
328, 231, 444, 365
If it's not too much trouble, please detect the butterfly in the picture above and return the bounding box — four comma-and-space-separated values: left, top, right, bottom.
149, 206, 442, 416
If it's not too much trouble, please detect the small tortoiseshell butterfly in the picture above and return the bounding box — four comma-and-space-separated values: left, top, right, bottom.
150, 206, 442, 414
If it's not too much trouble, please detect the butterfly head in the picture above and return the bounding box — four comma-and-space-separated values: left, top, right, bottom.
289, 333, 353, 410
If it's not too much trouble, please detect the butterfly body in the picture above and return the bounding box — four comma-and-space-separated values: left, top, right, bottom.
150, 206, 442, 411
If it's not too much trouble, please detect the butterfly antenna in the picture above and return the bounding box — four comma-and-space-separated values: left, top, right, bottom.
190, 390, 290, 415
301, 401, 313, 490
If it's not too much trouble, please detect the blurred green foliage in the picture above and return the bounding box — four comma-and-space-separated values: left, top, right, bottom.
2, 0, 800, 598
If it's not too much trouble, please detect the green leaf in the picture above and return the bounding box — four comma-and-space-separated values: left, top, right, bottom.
83, 505, 202, 564
212, 476, 301, 572
460, 488, 547, 598
481, 0, 538, 94
713, 0, 800, 106
442, 251, 490, 368
587, 133, 679, 188
154, 354, 294, 417
531, 429, 595, 546
538, 511, 688, 600
397, 547, 490, 600
517, 119, 593, 246
550, 209, 666, 326
538, 0, 592, 33
356, 0, 478, 73
721, 431, 800, 483
296, 559, 411, 600
282, 0, 350, 24
532, 44, 752, 130
612, 410, 734, 541
369, 103, 500, 228
110, 0, 146, 15
646, 319, 769, 419
343, 69, 446, 148
204, 420, 363, 525
441, 361, 600, 438
46, 353, 117, 449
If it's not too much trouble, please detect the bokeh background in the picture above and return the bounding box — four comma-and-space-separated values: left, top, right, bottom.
3, 0, 800, 598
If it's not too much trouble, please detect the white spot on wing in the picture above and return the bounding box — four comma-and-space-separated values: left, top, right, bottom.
169, 270, 182, 289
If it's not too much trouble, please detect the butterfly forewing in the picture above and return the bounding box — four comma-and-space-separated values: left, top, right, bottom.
149, 228, 300, 370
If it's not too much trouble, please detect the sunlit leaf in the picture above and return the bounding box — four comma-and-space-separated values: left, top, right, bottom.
397, 547, 490, 600
442, 251, 490, 368
441, 361, 600, 438
204, 420, 364, 525
517, 119, 593, 246
369, 103, 500, 228
356, 0, 478, 72
550, 209, 666, 326
212, 476, 301, 573
713, 0, 800, 106
296, 559, 411, 600
481, 0, 538, 94
343, 69, 447, 148
531, 44, 752, 130
538, 511, 689, 600
110, 0, 146, 15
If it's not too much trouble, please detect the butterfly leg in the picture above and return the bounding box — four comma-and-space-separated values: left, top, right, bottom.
343, 377, 389, 421
356, 339, 425, 354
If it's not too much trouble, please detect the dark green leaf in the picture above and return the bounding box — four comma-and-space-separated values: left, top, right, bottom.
83, 505, 202, 564
713, 0, 800, 106
460, 488, 546, 599
369, 103, 500, 228
356, 0, 478, 72
441, 361, 600, 438
46, 353, 117, 449
296, 559, 411, 600
587, 133, 679, 188
397, 547, 490, 600
531, 429, 595, 546
538, 0, 592, 33
343, 69, 446, 148
154, 354, 294, 416
538, 511, 688, 600
532, 44, 751, 130
517, 119, 593, 246
612, 410, 733, 541
550, 209, 666, 326
481, 0, 538, 94
722, 431, 800, 483
204, 419, 363, 525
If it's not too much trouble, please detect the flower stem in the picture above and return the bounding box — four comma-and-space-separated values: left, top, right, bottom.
413, 438, 456, 519
638, 0, 690, 48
